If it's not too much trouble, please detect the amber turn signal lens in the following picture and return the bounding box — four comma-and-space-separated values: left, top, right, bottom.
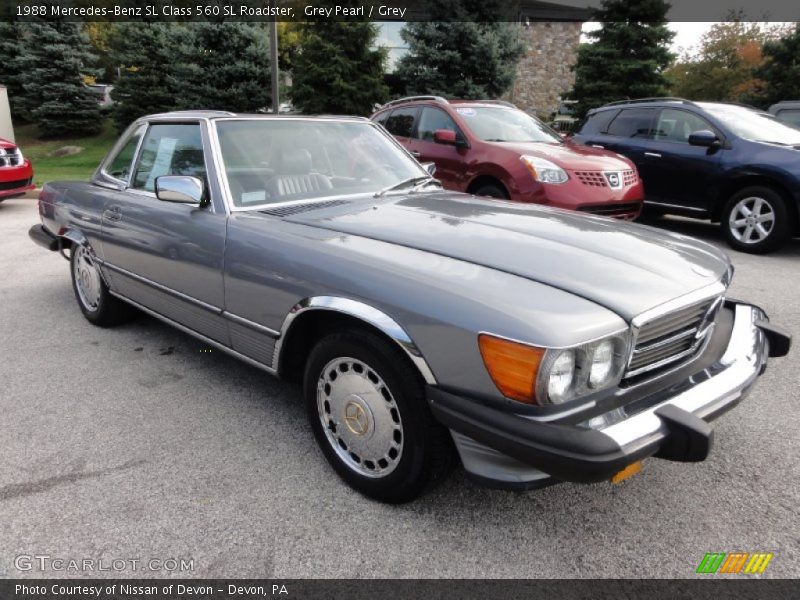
478, 334, 545, 404
610, 461, 643, 484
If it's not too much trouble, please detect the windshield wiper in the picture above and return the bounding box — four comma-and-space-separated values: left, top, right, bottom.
374, 176, 437, 197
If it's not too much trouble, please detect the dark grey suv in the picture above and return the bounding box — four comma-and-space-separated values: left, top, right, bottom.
573, 98, 800, 253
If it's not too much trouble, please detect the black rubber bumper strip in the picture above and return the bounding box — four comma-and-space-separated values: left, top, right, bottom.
28, 224, 59, 251
427, 385, 657, 483
756, 320, 792, 358
653, 404, 713, 462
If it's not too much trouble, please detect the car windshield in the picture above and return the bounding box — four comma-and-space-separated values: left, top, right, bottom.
700, 104, 800, 145
455, 106, 562, 144
216, 119, 429, 208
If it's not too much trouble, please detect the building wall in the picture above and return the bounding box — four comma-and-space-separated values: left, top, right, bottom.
504, 22, 583, 118
0, 86, 14, 143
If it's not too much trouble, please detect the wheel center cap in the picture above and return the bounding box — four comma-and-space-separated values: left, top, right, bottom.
342, 395, 372, 437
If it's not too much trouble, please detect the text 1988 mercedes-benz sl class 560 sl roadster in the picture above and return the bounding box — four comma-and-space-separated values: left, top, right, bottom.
29, 111, 791, 503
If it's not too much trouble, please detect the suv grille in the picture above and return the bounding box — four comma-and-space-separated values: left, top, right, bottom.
624, 295, 722, 382
0, 147, 24, 168
574, 169, 637, 187
0, 177, 31, 191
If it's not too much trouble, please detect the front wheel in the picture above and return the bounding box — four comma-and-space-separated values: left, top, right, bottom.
473, 183, 508, 199
70, 244, 135, 326
303, 329, 454, 503
722, 187, 791, 254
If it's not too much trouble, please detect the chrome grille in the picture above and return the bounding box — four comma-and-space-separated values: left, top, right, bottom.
0, 147, 23, 168
624, 296, 722, 381
574, 169, 637, 188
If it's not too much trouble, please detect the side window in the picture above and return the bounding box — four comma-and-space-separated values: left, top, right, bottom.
607, 108, 656, 139
384, 107, 418, 138
578, 109, 619, 135
416, 107, 460, 142
132, 123, 206, 192
105, 125, 145, 183
654, 108, 715, 143
373, 110, 390, 126
775, 109, 800, 128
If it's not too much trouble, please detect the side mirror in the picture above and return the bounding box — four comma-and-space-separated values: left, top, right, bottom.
155, 175, 205, 205
688, 130, 720, 148
421, 162, 436, 176
433, 129, 457, 145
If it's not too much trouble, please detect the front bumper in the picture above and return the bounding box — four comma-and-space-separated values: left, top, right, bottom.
428, 302, 790, 489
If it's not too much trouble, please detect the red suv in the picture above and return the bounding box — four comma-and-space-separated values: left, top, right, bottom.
371, 97, 644, 219
0, 137, 34, 202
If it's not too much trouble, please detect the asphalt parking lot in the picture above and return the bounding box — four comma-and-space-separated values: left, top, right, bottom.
1, 196, 798, 579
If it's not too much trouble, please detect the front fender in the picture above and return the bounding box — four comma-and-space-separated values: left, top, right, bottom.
274, 296, 437, 384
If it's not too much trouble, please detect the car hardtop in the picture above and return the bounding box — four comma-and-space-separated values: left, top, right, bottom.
139, 110, 372, 124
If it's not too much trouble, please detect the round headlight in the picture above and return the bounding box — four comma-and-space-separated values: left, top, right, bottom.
547, 350, 575, 403
589, 340, 615, 388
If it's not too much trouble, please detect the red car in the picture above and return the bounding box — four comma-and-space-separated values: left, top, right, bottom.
371, 96, 644, 219
0, 137, 34, 202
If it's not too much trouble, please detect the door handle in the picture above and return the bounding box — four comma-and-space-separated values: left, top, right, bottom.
103, 205, 122, 221
410, 150, 421, 157
591, 144, 604, 149
644, 152, 662, 158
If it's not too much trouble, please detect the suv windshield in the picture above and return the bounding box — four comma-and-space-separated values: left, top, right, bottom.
701, 104, 800, 146
456, 106, 562, 144
216, 119, 428, 208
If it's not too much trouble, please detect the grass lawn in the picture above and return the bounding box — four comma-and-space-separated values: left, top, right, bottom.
15, 119, 119, 187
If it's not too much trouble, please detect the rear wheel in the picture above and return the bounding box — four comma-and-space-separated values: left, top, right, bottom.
722, 186, 791, 254
303, 329, 454, 503
70, 244, 135, 326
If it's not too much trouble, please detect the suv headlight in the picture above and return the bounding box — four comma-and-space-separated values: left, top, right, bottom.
479, 332, 630, 406
520, 155, 568, 184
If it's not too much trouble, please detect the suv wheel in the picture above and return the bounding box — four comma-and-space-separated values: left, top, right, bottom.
722, 186, 791, 254
303, 329, 454, 503
473, 183, 508, 199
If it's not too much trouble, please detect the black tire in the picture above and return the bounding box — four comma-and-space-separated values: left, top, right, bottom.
473, 183, 508, 199
303, 329, 455, 503
721, 186, 791, 254
70, 244, 135, 326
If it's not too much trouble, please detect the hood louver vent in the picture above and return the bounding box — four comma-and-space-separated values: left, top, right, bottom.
260, 199, 349, 217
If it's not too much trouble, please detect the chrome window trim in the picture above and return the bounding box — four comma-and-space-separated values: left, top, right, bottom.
273, 296, 437, 385
99, 122, 148, 187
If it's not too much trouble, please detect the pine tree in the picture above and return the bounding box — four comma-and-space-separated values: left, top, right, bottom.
16, 21, 102, 137
570, 0, 674, 117
109, 23, 181, 131
291, 16, 388, 115
752, 24, 800, 108
0, 21, 28, 121
396, 0, 524, 99
173, 22, 271, 113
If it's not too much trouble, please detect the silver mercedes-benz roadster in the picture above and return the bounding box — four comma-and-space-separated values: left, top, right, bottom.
29, 111, 790, 503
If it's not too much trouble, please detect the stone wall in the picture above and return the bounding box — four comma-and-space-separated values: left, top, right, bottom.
504, 22, 583, 118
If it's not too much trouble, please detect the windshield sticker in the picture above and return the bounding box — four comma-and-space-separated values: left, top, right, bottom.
240, 190, 267, 204
456, 108, 477, 117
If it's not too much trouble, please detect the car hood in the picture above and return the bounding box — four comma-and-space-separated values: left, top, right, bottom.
283, 192, 729, 321
490, 141, 633, 171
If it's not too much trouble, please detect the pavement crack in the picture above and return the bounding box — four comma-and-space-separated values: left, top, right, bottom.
0, 459, 146, 502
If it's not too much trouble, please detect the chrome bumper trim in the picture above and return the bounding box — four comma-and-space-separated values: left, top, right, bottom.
601, 303, 767, 453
